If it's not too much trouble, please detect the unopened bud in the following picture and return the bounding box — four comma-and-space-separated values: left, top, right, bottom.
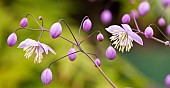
158, 17, 166, 27
144, 26, 154, 38
97, 33, 104, 41
106, 46, 116, 60
83, 18, 92, 32
20, 18, 28, 28
94, 58, 100, 67
162, 0, 170, 8
100, 9, 112, 24
138, 1, 150, 16
68, 48, 77, 61
41, 68, 53, 85
50, 22, 62, 39
7, 33, 17, 47
122, 14, 131, 24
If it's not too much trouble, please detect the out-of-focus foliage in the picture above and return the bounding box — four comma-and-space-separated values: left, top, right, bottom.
0, 0, 170, 88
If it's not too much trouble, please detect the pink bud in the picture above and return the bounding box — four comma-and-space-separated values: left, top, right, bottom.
106, 46, 116, 60
158, 17, 166, 27
41, 68, 53, 85
166, 24, 170, 36
68, 48, 77, 61
94, 58, 100, 67
100, 9, 112, 24
138, 1, 150, 16
83, 18, 92, 32
50, 22, 62, 39
122, 14, 131, 24
165, 74, 170, 87
97, 33, 104, 41
7, 33, 17, 47
20, 18, 28, 28
162, 0, 170, 8
144, 27, 154, 38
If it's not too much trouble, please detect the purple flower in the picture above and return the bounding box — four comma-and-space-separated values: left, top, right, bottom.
138, 1, 150, 16
165, 74, 170, 87
97, 33, 104, 41
122, 14, 131, 24
94, 58, 100, 67
106, 24, 143, 52
18, 38, 56, 63
131, 9, 139, 19
41, 68, 53, 85
158, 17, 166, 27
144, 26, 154, 38
7, 33, 17, 47
50, 22, 62, 39
162, 0, 170, 8
106, 46, 116, 60
166, 24, 170, 36
83, 18, 92, 32
68, 48, 77, 61
20, 18, 28, 28
100, 9, 112, 24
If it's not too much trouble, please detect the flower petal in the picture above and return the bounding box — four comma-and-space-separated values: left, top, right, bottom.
18, 38, 38, 48
40, 43, 49, 54
121, 24, 132, 33
48, 46, 56, 55
105, 25, 124, 34
129, 32, 143, 45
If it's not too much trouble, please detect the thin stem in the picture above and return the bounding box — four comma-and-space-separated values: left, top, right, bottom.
130, 13, 141, 32
80, 30, 100, 44
48, 51, 80, 68
38, 30, 44, 41
59, 19, 78, 44
14, 28, 49, 32
59, 35, 77, 45
78, 16, 89, 43
86, 52, 98, 58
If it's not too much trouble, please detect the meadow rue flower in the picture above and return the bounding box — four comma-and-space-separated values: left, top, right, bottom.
97, 33, 104, 41
121, 14, 131, 24
100, 9, 112, 24
68, 48, 77, 61
106, 24, 143, 52
138, 1, 150, 16
50, 22, 62, 39
131, 9, 139, 19
7, 33, 17, 47
158, 17, 166, 26
106, 46, 116, 60
20, 17, 28, 28
83, 18, 92, 32
17, 38, 56, 63
166, 24, 170, 36
165, 74, 170, 87
41, 68, 53, 85
162, 0, 170, 8
144, 26, 154, 38
94, 58, 100, 67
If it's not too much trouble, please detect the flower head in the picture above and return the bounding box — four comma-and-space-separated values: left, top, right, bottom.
18, 38, 56, 63
41, 68, 53, 85
138, 1, 150, 16
97, 33, 104, 41
106, 24, 143, 52
83, 18, 92, 32
100, 9, 112, 24
7, 33, 17, 47
20, 18, 28, 28
50, 22, 62, 39
122, 14, 131, 24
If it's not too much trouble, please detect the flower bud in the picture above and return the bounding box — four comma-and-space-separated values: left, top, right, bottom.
166, 24, 170, 36
121, 14, 131, 24
138, 1, 150, 16
94, 58, 100, 67
100, 9, 112, 24
144, 26, 154, 38
165, 74, 170, 87
106, 46, 116, 60
39, 16, 42, 20
7, 33, 17, 47
20, 18, 28, 28
68, 48, 77, 61
131, 9, 139, 19
83, 18, 92, 32
50, 22, 62, 39
162, 0, 170, 8
158, 17, 166, 27
97, 33, 104, 41
41, 68, 52, 85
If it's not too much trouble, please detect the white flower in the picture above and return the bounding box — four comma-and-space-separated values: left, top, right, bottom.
106, 24, 143, 52
18, 38, 56, 63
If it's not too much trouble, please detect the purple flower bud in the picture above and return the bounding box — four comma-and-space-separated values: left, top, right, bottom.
100, 9, 112, 24
162, 0, 170, 8
144, 27, 154, 38
94, 58, 100, 67
83, 18, 92, 32
131, 9, 139, 19
39, 16, 42, 20
165, 74, 170, 87
106, 46, 116, 60
138, 1, 150, 16
20, 18, 28, 28
122, 14, 131, 24
68, 48, 77, 61
50, 22, 62, 39
97, 33, 104, 41
41, 68, 52, 85
7, 33, 17, 47
158, 17, 166, 27
166, 24, 170, 36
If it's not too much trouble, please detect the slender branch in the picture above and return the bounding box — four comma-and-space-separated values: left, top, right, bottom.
86, 52, 98, 58
130, 13, 140, 32
14, 28, 49, 32
59, 35, 77, 45
48, 51, 80, 68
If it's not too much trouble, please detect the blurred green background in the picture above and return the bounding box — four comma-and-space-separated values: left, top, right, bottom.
1, 0, 170, 88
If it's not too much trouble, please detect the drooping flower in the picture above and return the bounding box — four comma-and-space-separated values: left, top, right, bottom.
41, 68, 53, 85
106, 24, 143, 52
121, 14, 131, 24
158, 17, 166, 27
7, 33, 17, 47
144, 26, 154, 38
138, 1, 150, 16
20, 18, 28, 28
68, 48, 77, 61
50, 22, 62, 39
17, 38, 56, 63
100, 9, 112, 24
97, 33, 104, 41
106, 46, 116, 60
83, 18, 92, 32
94, 58, 101, 67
